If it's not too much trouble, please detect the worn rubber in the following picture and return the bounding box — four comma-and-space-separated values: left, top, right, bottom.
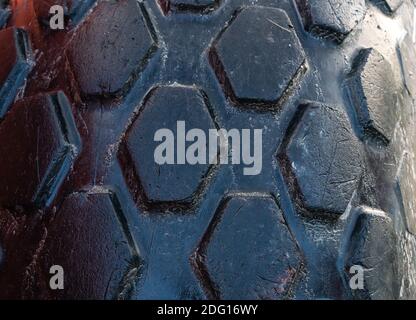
0, 0, 416, 300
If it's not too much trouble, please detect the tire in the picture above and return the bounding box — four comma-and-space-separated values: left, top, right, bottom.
0, 0, 415, 300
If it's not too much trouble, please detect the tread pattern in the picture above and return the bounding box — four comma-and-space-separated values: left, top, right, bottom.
278, 102, 363, 217
67, 0, 157, 98
0, 0, 415, 300
157, 0, 220, 15
0, 92, 80, 209
32, 190, 141, 300
398, 33, 416, 98
209, 6, 307, 110
118, 85, 218, 212
346, 48, 399, 144
192, 194, 304, 299
0, 27, 31, 118
343, 207, 398, 299
396, 152, 416, 235
295, 0, 367, 43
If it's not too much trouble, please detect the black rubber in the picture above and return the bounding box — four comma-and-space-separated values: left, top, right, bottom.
0, 0, 415, 300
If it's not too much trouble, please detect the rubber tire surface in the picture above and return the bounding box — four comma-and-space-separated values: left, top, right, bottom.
0, 0, 416, 300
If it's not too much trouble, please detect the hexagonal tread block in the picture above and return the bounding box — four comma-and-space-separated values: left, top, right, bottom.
67, 0, 157, 97
395, 152, 416, 235
398, 34, 416, 98
191, 194, 303, 299
34, 190, 142, 299
343, 207, 398, 299
0, 1, 10, 28
295, 0, 366, 43
0, 27, 32, 118
278, 102, 363, 217
209, 6, 307, 110
346, 48, 399, 144
118, 85, 218, 212
0, 91, 81, 209
157, 0, 220, 15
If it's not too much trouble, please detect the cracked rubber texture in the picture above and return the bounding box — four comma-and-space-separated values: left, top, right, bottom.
0, 0, 415, 300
